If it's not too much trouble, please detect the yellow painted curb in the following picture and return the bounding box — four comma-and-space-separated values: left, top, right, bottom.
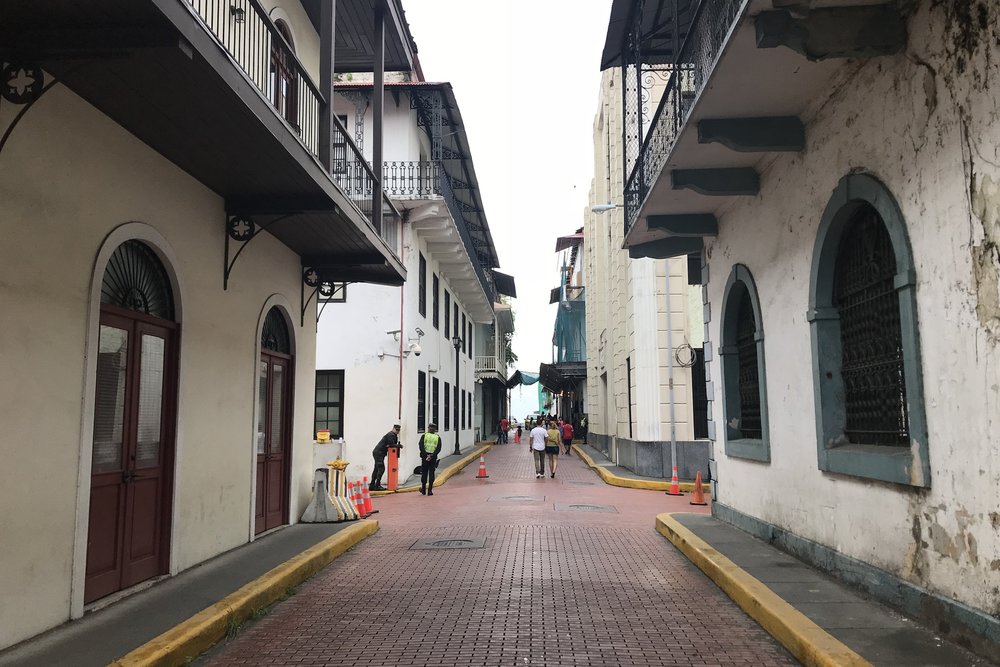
109, 520, 379, 667
572, 444, 710, 493
655, 513, 871, 667
370, 443, 493, 496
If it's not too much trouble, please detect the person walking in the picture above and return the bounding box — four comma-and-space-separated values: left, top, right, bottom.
515, 423, 523, 444
561, 420, 574, 455
499, 416, 510, 444
418, 423, 441, 496
546, 420, 561, 478
528, 419, 548, 479
580, 414, 588, 444
370, 424, 401, 490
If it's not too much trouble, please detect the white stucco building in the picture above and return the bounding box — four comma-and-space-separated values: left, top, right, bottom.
580, 68, 709, 480
602, 0, 1000, 658
0, 0, 415, 651
315, 81, 515, 482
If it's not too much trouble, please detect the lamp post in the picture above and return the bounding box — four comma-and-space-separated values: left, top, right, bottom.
452, 334, 462, 455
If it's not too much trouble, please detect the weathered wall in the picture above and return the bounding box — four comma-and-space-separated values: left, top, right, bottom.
708, 2, 1000, 616
0, 84, 316, 648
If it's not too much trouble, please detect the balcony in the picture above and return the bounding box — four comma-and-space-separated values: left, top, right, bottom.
1, 0, 412, 285
603, 0, 907, 258
475, 355, 504, 376
381, 160, 498, 306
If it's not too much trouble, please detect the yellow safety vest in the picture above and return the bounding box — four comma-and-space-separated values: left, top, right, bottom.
422, 432, 441, 454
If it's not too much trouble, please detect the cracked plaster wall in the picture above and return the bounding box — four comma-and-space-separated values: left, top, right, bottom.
707, 1, 1000, 617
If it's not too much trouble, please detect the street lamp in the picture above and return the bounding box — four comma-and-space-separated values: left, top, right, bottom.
452, 334, 463, 455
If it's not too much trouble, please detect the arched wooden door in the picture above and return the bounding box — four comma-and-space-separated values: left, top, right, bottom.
86, 241, 177, 604
256, 308, 293, 534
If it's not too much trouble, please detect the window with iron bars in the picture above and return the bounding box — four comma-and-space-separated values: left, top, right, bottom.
833, 205, 908, 446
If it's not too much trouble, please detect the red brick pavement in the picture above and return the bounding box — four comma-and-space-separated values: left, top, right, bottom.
204, 444, 797, 666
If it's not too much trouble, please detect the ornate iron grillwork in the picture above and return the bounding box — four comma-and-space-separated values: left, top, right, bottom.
621, 0, 645, 192
623, 0, 745, 235
101, 240, 174, 320
735, 287, 762, 439
833, 205, 908, 446
261, 307, 291, 354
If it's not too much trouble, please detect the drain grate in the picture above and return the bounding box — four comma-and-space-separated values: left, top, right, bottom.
553, 503, 618, 513
562, 481, 596, 486
410, 537, 487, 550
488, 495, 545, 502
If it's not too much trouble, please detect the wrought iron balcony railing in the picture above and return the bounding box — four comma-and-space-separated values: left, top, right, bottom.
623, 0, 745, 234
377, 160, 497, 304
184, 0, 400, 252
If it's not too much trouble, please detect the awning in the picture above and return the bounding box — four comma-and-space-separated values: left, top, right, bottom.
555, 233, 584, 253
493, 270, 517, 298
539, 362, 587, 393
601, 0, 697, 70
506, 370, 540, 389
549, 287, 561, 304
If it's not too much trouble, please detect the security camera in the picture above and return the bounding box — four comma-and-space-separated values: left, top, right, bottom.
409, 342, 422, 357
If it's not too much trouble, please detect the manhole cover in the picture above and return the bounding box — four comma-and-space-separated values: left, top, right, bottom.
553, 503, 618, 513
410, 537, 487, 550
488, 495, 545, 502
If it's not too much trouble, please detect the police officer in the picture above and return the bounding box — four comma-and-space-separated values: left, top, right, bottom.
370, 424, 401, 491
418, 422, 441, 496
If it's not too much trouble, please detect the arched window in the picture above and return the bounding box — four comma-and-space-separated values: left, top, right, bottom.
101, 239, 174, 319
270, 20, 298, 129
809, 173, 928, 487
720, 265, 769, 462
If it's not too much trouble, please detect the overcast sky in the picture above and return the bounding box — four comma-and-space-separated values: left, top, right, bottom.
404, 1, 611, 376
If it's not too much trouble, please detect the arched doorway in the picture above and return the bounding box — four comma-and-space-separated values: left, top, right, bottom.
256, 307, 293, 534
86, 240, 177, 604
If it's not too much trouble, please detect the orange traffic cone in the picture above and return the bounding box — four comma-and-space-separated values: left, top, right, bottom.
351, 481, 365, 517
361, 477, 377, 515
665, 465, 683, 496
689, 471, 708, 505
476, 454, 489, 479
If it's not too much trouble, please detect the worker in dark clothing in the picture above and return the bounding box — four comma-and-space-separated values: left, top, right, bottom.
418, 423, 442, 496
370, 424, 401, 491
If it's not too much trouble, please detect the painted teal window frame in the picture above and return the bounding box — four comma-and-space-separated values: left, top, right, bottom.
807, 173, 929, 487
719, 264, 770, 462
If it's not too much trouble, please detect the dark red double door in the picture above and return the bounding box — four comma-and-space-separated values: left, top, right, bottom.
256, 352, 292, 534
86, 309, 176, 604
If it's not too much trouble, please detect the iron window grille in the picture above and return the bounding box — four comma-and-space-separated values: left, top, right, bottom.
314, 370, 344, 437
261, 307, 291, 354
455, 385, 460, 431
101, 240, 174, 320
833, 205, 909, 446
461, 314, 467, 353
735, 288, 763, 439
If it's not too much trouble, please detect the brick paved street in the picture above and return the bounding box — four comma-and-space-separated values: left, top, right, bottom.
203, 444, 797, 666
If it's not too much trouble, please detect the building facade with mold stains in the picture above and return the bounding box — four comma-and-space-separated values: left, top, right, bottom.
601, 0, 1000, 656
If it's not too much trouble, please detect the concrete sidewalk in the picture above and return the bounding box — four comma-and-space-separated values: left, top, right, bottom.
574, 442, 709, 492
0, 445, 487, 667
659, 512, 995, 667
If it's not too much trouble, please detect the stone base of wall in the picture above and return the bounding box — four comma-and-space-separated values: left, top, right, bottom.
584, 433, 710, 480
713, 502, 1000, 662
